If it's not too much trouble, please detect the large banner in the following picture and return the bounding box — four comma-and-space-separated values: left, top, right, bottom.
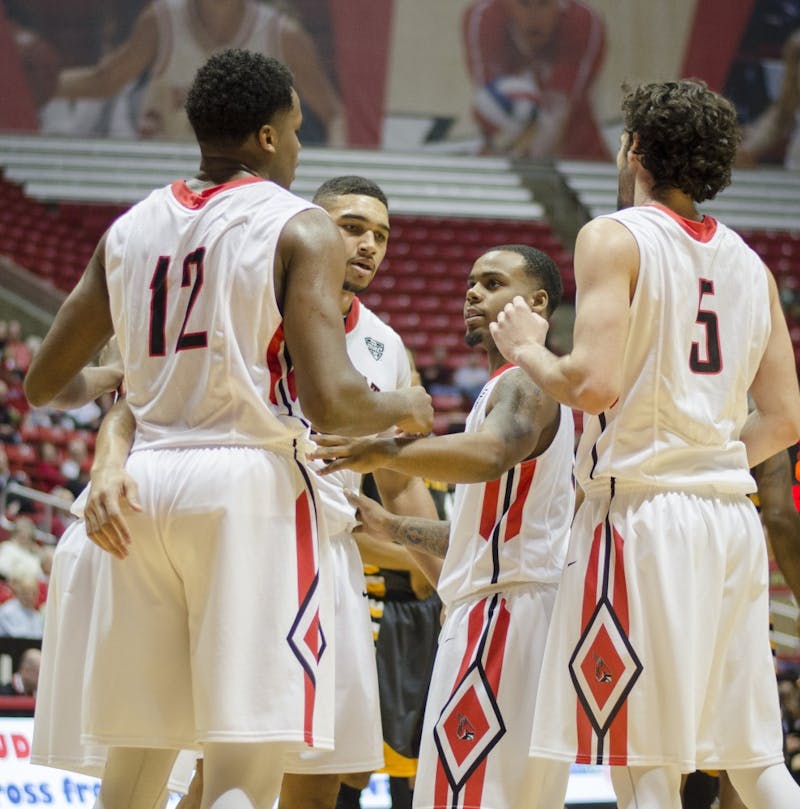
0, 717, 615, 807
0, 0, 798, 168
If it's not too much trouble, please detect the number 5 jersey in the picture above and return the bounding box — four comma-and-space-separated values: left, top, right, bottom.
576, 203, 771, 496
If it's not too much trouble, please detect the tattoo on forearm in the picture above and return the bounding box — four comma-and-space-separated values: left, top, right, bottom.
392, 517, 449, 559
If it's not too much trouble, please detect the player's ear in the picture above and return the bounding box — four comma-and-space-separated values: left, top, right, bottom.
258, 123, 278, 155
627, 132, 643, 162
529, 288, 548, 315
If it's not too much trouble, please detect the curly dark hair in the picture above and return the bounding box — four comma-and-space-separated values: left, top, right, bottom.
621, 80, 741, 203
313, 175, 389, 209
185, 49, 294, 146
490, 244, 562, 316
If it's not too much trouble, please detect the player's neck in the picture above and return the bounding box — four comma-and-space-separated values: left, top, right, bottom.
487, 345, 505, 373
638, 187, 700, 221
195, 157, 262, 187
340, 290, 355, 317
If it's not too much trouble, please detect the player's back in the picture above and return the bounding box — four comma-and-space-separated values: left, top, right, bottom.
105, 177, 314, 452
577, 204, 771, 494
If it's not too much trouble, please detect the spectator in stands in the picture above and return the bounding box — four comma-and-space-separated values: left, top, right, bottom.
0, 647, 41, 697
419, 345, 457, 396
0, 446, 21, 502
737, 29, 800, 170
779, 671, 800, 783
0, 575, 43, 638
53, 0, 345, 145
2, 321, 32, 380
0, 516, 42, 584
452, 351, 489, 406
62, 398, 103, 431
462, 0, 610, 159
0, 380, 22, 443
59, 436, 90, 498
31, 441, 64, 491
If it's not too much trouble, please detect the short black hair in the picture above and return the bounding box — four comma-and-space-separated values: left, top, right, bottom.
185, 49, 294, 146
621, 79, 740, 203
313, 175, 389, 209
488, 244, 562, 315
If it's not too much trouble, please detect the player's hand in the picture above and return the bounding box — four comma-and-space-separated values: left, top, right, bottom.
345, 489, 400, 546
84, 466, 142, 559
312, 434, 394, 474
395, 385, 433, 435
490, 295, 549, 362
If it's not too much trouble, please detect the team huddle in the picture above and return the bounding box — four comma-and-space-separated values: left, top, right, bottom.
21, 48, 800, 809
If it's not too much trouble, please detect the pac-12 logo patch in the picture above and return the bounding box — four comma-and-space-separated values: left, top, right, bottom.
365, 336, 384, 360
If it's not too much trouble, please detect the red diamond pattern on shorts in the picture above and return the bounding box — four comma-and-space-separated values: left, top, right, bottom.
569, 600, 642, 734
579, 624, 625, 711
433, 663, 505, 789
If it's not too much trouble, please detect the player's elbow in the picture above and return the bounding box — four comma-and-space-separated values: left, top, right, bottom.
761, 508, 796, 543
304, 402, 345, 434
299, 386, 353, 434
772, 413, 800, 453
23, 370, 55, 408
574, 379, 620, 415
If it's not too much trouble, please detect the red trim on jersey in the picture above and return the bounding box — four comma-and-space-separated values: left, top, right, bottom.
503, 459, 536, 541
295, 489, 317, 744
266, 323, 296, 405
478, 478, 502, 540
344, 296, 361, 334
170, 177, 264, 210
646, 203, 718, 243
489, 362, 515, 380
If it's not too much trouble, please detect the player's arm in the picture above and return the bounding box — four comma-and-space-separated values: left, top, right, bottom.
742, 267, 800, 467
24, 233, 114, 407
84, 397, 140, 560
370, 468, 443, 587
39, 366, 121, 410
279, 209, 432, 436
279, 18, 345, 146
347, 487, 450, 562
752, 449, 800, 604
491, 216, 634, 414
55, 7, 158, 99
315, 369, 558, 481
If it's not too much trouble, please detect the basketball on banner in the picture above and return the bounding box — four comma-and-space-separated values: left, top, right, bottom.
473, 72, 540, 150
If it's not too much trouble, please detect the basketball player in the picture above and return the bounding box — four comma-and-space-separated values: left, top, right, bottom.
314, 245, 575, 809
24, 49, 432, 809
36, 175, 439, 809
491, 79, 800, 809
54, 0, 345, 143
279, 175, 442, 808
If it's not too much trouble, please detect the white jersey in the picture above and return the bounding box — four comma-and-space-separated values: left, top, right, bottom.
576, 204, 771, 496
105, 177, 315, 453
437, 365, 575, 608
139, 0, 285, 139
312, 297, 411, 536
